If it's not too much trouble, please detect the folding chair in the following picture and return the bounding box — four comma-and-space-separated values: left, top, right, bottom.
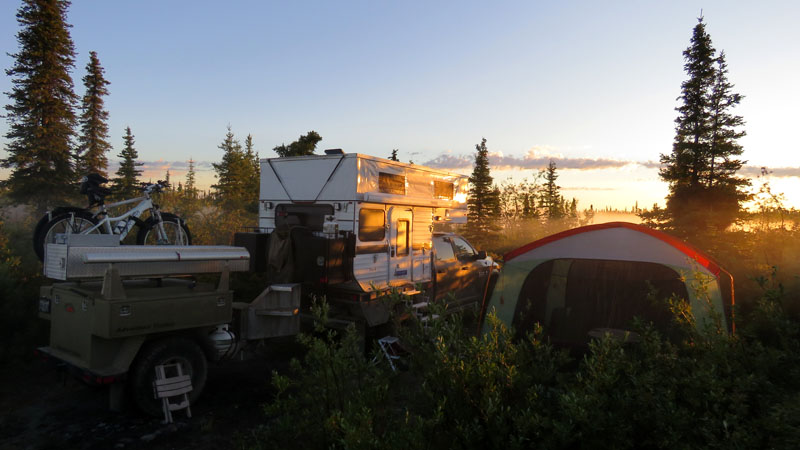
153, 363, 193, 424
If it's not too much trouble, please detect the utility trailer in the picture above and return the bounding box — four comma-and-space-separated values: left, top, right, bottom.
37, 153, 487, 415
235, 151, 471, 327
37, 234, 302, 416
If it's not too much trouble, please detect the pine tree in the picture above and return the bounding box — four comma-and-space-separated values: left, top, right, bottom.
164, 169, 171, 190
185, 158, 197, 198
273, 131, 322, 157
466, 138, 499, 244
539, 160, 564, 220
213, 127, 259, 212
76, 51, 111, 178
113, 127, 143, 198
1, 0, 78, 210
658, 17, 749, 231
243, 134, 260, 212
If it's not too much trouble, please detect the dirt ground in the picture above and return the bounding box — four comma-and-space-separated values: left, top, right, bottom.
0, 343, 300, 450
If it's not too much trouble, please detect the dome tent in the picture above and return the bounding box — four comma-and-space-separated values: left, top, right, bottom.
483, 222, 733, 345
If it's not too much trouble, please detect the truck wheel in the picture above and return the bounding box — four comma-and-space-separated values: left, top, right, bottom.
128, 337, 208, 417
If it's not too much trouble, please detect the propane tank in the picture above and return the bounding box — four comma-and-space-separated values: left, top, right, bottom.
209, 324, 236, 359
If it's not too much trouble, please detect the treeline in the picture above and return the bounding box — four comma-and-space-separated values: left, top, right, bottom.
459, 138, 589, 254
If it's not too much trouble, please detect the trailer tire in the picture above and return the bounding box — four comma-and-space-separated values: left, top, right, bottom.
128, 337, 208, 417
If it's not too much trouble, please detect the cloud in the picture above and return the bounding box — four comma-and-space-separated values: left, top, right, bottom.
739, 165, 800, 178
106, 160, 215, 173
423, 152, 632, 171
561, 186, 617, 191
423, 152, 800, 179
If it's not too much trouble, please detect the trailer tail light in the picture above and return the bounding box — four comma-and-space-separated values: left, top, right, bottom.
319, 276, 328, 284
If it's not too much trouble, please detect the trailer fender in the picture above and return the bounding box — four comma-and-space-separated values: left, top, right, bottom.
109, 335, 147, 376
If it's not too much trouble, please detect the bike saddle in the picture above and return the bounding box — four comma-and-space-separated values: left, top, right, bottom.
80, 173, 112, 206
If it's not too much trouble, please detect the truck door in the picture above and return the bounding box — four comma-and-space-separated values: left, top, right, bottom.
388, 207, 413, 286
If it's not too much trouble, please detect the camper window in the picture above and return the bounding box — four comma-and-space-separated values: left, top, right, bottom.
275, 204, 334, 231
359, 208, 385, 242
379, 173, 406, 195
396, 219, 409, 256
434, 181, 454, 200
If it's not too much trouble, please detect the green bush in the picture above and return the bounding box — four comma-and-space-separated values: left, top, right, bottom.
244, 274, 800, 450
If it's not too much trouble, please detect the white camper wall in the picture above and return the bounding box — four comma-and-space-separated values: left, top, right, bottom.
412, 207, 433, 282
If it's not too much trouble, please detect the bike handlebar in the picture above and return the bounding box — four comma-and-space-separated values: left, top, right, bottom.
139, 180, 169, 193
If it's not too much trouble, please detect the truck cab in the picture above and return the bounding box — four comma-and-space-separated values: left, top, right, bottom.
431, 233, 497, 311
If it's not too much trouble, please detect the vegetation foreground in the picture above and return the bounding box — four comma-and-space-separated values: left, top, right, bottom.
2, 204, 799, 449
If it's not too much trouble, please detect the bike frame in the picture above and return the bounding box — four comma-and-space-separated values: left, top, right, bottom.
86, 195, 157, 240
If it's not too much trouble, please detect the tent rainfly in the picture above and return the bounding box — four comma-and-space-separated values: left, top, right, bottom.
482, 222, 734, 345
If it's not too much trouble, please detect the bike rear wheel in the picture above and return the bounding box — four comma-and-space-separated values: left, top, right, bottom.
136, 213, 192, 245
35, 210, 99, 261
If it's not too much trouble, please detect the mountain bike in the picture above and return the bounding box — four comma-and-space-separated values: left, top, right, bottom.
33, 174, 192, 261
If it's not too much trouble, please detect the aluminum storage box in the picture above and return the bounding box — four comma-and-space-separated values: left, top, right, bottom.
45, 242, 250, 280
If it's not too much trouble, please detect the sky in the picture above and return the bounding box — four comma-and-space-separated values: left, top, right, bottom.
1, 0, 799, 210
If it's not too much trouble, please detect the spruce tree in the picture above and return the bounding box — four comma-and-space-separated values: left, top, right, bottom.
113, 127, 143, 198
466, 138, 499, 244
539, 160, 564, 220
658, 17, 748, 231
76, 51, 111, 178
213, 127, 259, 212
185, 158, 197, 198
273, 131, 322, 157
243, 134, 260, 212
1, 0, 78, 210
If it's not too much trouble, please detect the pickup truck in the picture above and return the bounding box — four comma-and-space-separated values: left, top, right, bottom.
432, 233, 498, 312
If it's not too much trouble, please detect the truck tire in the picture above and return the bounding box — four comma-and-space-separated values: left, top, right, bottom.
128, 337, 208, 417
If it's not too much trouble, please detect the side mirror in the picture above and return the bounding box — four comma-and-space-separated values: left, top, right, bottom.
476, 250, 487, 260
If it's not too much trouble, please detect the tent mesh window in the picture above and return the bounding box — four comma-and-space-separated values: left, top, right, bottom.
513, 259, 688, 345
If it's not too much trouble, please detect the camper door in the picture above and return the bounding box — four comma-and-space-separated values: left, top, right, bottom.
388, 206, 413, 286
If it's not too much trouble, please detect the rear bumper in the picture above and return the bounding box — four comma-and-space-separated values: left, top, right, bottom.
36, 346, 127, 385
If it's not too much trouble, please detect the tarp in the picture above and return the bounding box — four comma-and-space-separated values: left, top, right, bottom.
484, 222, 733, 344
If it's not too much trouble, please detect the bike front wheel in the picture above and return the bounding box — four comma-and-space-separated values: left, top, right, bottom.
136, 213, 192, 245
36, 210, 99, 261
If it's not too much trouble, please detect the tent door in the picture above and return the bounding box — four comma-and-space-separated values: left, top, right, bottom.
388, 207, 413, 286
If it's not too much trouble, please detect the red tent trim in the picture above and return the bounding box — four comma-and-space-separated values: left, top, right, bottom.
503, 222, 722, 277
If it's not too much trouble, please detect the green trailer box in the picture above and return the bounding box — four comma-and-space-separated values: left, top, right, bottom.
40, 278, 232, 376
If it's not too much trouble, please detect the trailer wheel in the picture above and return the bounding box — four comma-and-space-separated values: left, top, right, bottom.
128, 337, 208, 417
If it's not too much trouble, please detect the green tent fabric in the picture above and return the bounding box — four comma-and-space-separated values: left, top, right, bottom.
483, 222, 733, 344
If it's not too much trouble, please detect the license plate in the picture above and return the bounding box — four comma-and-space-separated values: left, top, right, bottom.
38, 297, 51, 314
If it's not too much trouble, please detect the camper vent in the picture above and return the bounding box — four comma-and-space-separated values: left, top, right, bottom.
324, 148, 344, 155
